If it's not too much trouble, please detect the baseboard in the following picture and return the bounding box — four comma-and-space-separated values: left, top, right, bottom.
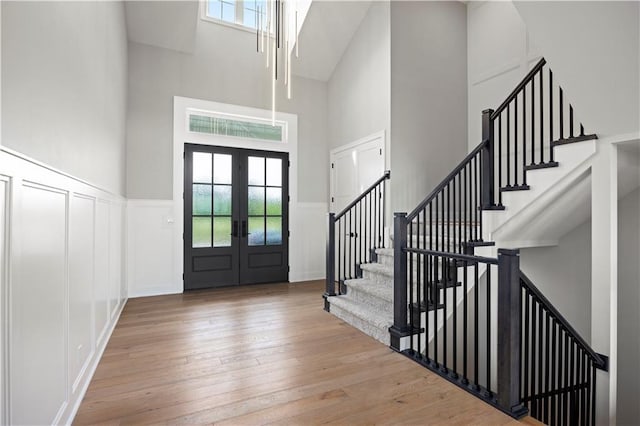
129, 285, 183, 298
58, 298, 128, 425
290, 271, 325, 282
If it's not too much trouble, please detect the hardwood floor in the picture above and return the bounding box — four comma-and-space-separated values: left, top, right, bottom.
75, 280, 537, 425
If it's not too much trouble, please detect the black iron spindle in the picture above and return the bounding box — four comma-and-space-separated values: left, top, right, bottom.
540, 69, 544, 164
473, 262, 479, 389
507, 104, 511, 187
515, 96, 519, 186
560, 87, 564, 140
550, 69, 555, 162
570, 105, 574, 138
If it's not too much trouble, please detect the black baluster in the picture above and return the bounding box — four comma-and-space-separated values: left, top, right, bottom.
515, 96, 519, 186
531, 77, 536, 165
570, 106, 574, 138
564, 332, 570, 426
580, 124, 585, 137
551, 318, 557, 426
463, 259, 468, 383
569, 338, 575, 425
550, 69, 555, 163
560, 88, 565, 141
486, 265, 491, 392
540, 69, 544, 164
409, 222, 414, 352
473, 262, 479, 389
523, 86, 528, 185
507, 104, 511, 187
544, 313, 550, 423
337, 218, 342, 294
382, 180, 386, 248
443, 256, 448, 372
524, 288, 530, 404
498, 115, 503, 206
531, 297, 538, 414
538, 302, 543, 418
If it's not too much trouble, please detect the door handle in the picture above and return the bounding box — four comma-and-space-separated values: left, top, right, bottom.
241, 220, 248, 237
232, 220, 239, 237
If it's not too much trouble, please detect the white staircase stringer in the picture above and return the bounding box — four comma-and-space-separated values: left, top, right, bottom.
482, 140, 597, 248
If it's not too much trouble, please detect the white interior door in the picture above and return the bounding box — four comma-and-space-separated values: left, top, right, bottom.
330, 131, 385, 213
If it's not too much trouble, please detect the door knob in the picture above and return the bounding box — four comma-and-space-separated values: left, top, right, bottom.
232, 220, 239, 237
241, 220, 248, 237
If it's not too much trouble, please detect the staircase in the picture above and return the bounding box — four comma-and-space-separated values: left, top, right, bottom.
324, 58, 609, 426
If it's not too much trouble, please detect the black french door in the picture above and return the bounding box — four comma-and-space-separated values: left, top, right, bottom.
184, 144, 289, 290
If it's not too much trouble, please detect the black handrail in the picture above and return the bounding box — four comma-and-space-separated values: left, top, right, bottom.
491, 58, 546, 119
407, 140, 487, 221
520, 272, 607, 370
403, 246, 498, 265
336, 170, 391, 220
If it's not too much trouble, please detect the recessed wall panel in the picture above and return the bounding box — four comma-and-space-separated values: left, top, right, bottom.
69, 195, 95, 391
94, 200, 110, 344
11, 184, 67, 425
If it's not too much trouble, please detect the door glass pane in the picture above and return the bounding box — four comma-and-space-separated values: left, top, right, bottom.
266, 157, 282, 186
248, 187, 265, 215
213, 154, 232, 184
193, 184, 212, 215
213, 217, 232, 247
266, 217, 282, 245
192, 217, 211, 248
213, 185, 232, 215
266, 187, 281, 215
193, 152, 212, 183
248, 217, 265, 246
248, 156, 265, 185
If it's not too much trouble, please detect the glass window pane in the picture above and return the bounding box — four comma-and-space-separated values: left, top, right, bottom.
189, 115, 283, 142
213, 185, 232, 215
192, 217, 211, 248
213, 153, 232, 184
266, 158, 282, 186
248, 156, 265, 185
222, 1, 235, 22
266, 187, 281, 215
243, 8, 256, 28
266, 217, 282, 245
213, 217, 232, 247
248, 217, 265, 246
193, 152, 212, 183
207, 0, 222, 19
248, 186, 265, 215
193, 184, 212, 215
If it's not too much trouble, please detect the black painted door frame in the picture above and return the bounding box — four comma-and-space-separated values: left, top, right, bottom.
184, 143, 289, 290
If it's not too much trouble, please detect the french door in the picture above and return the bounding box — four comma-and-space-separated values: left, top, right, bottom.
184, 144, 289, 290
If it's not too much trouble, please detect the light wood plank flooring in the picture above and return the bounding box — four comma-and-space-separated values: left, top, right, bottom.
75, 280, 537, 425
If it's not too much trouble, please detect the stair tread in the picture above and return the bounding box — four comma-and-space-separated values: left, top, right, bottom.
327, 295, 392, 328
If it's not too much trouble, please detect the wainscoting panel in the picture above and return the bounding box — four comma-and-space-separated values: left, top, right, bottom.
0, 148, 126, 425
69, 194, 96, 393
11, 182, 68, 425
95, 200, 110, 346
127, 200, 177, 297
289, 202, 327, 282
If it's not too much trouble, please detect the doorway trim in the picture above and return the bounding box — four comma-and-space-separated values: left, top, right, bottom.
173, 96, 298, 292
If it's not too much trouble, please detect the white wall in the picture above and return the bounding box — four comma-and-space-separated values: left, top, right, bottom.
0, 148, 126, 425
617, 183, 640, 425
467, 1, 538, 151
126, 19, 328, 202
1, 1, 128, 196
327, 2, 390, 153
390, 1, 468, 213
520, 220, 592, 339
513, 1, 640, 139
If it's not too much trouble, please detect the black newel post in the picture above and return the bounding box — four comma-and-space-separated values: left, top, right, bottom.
481, 109, 495, 209
324, 212, 336, 312
389, 212, 409, 351
497, 248, 528, 417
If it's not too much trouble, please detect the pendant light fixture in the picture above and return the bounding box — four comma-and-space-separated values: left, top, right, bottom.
256, 0, 298, 125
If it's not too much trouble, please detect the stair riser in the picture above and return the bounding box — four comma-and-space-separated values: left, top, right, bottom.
362, 269, 393, 285
329, 304, 391, 345
347, 286, 393, 315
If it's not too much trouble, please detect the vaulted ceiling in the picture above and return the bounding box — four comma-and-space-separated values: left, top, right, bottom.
123, 0, 372, 82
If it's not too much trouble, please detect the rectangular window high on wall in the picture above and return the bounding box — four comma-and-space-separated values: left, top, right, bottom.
204, 0, 267, 31
189, 114, 284, 142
